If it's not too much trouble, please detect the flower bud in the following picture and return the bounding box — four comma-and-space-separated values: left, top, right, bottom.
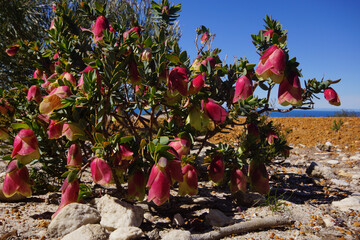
39, 86, 72, 115
208, 154, 225, 184
249, 162, 269, 195
52, 178, 79, 218
26, 85, 42, 103
169, 137, 191, 159
62, 72, 76, 86
47, 120, 63, 139
91, 158, 112, 185
200, 32, 209, 44
146, 163, 171, 206
230, 167, 247, 194
2, 160, 32, 198
33, 69, 43, 79
188, 73, 205, 94
11, 129, 40, 164
203, 98, 228, 124
201, 57, 216, 69
256, 45, 285, 84
67, 144, 82, 167
324, 87, 341, 106
179, 164, 198, 196
278, 72, 302, 106
232, 75, 253, 103
62, 123, 84, 141
128, 170, 146, 201
263, 29, 274, 37
6, 45, 19, 56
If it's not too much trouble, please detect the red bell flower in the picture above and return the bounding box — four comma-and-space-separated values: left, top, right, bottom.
232, 75, 253, 103
256, 45, 286, 84
178, 164, 198, 196
324, 87, 341, 106
11, 129, 40, 164
2, 161, 32, 198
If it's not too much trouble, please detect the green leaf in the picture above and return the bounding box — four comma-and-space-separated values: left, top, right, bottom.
120, 136, 134, 144
11, 123, 30, 130
2, 155, 13, 161
95, 2, 104, 14
67, 169, 78, 183
159, 136, 169, 145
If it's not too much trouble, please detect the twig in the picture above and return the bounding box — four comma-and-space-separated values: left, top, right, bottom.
191, 216, 293, 240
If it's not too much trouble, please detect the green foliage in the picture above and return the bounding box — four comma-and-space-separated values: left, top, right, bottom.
331, 119, 343, 132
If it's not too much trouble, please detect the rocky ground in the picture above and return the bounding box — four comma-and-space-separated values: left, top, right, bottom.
0, 117, 359, 240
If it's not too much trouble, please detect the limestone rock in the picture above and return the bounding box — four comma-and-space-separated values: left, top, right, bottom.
161, 230, 191, 240
306, 162, 335, 179
62, 224, 109, 240
205, 208, 234, 227
46, 203, 101, 238
173, 213, 185, 226
332, 196, 360, 211
95, 194, 144, 230
109, 226, 143, 240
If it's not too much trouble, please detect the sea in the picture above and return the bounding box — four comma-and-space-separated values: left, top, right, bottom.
267, 109, 360, 117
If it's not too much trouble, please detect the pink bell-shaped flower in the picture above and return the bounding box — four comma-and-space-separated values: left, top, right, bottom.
92, 16, 110, 42
123, 26, 141, 40
266, 130, 278, 145
232, 75, 253, 103
90, 158, 113, 185
61, 72, 76, 86
47, 120, 63, 139
178, 164, 198, 196
146, 159, 171, 206
33, 69, 43, 79
324, 87, 341, 106
168, 136, 191, 159
256, 45, 286, 84
67, 144, 82, 167
128, 170, 146, 201
230, 167, 247, 194
27, 85, 42, 103
5, 45, 19, 56
203, 98, 228, 124
200, 32, 209, 44
11, 129, 40, 164
249, 162, 270, 195
62, 123, 84, 141
2, 160, 32, 198
52, 178, 79, 218
168, 67, 189, 96
188, 73, 206, 95
39, 86, 72, 115
208, 154, 225, 184
278, 71, 302, 106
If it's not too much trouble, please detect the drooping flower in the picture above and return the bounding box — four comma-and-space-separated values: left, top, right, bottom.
200, 32, 209, 44
146, 160, 171, 206
263, 29, 274, 37
52, 178, 79, 218
188, 73, 206, 94
168, 66, 189, 96
33, 69, 43, 79
230, 167, 247, 194
166, 158, 183, 184
168, 136, 191, 159
6, 45, 19, 56
324, 87, 341, 106
208, 154, 225, 184
92, 16, 110, 42
90, 158, 112, 185
62, 123, 84, 141
2, 160, 32, 198
203, 98, 228, 124
39, 86, 72, 115
266, 130, 278, 145
278, 71, 302, 106
256, 45, 286, 84
67, 144, 82, 167
11, 129, 40, 164
123, 26, 140, 40
248, 162, 270, 195
232, 75, 253, 103
178, 164, 198, 196
47, 120, 63, 139
114, 144, 134, 169
201, 56, 216, 69
128, 170, 146, 201
26, 85, 42, 103
61, 72, 76, 86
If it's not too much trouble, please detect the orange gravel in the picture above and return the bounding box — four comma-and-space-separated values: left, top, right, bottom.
210, 117, 360, 153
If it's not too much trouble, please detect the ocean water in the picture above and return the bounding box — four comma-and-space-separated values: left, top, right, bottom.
267, 109, 360, 117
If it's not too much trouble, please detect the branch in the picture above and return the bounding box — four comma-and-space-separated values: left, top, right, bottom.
191, 216, 293, 240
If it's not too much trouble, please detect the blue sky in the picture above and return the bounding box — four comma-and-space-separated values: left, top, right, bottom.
177, 0, 360, 110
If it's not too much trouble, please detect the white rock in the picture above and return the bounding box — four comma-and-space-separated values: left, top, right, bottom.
332, 196, 360, 211
322, 215, 335, 227
330, 179, 350, 187
205, 208, 234, 227
62, 224, 109, 240
47, 203, 101, 238
326, 160, 339, 165
306, 162, 335, 179
95, 194, 144, 230
0, 172, 26, 202
109, 226, 143, 240
352, 174, 360, 179
161, 230, 191, 240
349, 155, 360, 161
